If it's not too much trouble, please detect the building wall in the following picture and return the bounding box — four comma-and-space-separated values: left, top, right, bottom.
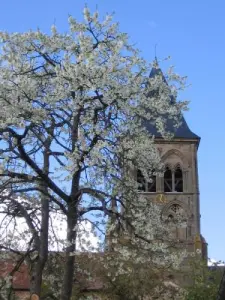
137, 139, 202, 252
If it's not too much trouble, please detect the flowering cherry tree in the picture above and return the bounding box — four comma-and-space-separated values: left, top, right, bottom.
0, 7, 187, 300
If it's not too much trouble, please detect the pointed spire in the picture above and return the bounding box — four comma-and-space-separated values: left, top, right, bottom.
149, 57, 167, 83
145, 60, 200, 141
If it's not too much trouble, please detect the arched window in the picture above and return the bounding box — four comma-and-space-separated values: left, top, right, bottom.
167, 214, 174, 222
137, 170, 145, 191
137, 170, 156, 192
148, 174, 156, 192
166, 204, 187, 240
163, 164, 184, 193
175, 165, 183, 192
164, 166, 172, 192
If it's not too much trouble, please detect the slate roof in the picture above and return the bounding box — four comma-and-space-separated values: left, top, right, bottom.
149, 65, 167, 83
144, 115, 200, 140
145, 63, 200, 141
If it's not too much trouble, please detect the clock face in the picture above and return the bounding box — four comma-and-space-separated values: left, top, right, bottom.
155, 194, 168, 204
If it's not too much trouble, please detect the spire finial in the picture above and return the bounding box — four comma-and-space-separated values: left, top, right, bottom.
154, 44, 158, 63
153, 44, 159, 68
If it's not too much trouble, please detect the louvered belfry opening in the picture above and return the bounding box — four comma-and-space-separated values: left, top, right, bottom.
175, 165, 183, 192
164, 166, 172, 192
137, 170, 156, 192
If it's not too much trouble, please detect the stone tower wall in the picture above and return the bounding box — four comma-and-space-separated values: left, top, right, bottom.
138, 139, 201, 246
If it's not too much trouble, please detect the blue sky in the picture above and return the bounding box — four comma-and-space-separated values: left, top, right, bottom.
1, 0, 224, 261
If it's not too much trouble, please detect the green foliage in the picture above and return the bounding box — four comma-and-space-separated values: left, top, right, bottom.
72, 250, 183, 300
184, 258, 222, 300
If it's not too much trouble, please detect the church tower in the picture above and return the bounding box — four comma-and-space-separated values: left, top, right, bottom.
106, 62, 207, 259
137, 62, 207, 258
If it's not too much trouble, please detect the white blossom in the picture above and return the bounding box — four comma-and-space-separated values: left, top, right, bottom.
0, 6, 188, 299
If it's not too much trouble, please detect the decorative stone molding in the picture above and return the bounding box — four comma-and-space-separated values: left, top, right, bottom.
161, 199, 191, 219
161, 149, 190, 168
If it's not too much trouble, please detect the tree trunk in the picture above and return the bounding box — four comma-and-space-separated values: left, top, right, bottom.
60, 203, 77, 300
60, 112, 80, 300
30, 189, 49, 296
30, 145, 50, 297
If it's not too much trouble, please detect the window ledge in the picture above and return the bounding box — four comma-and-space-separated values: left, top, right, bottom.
137, 191, 157, 194
164, 192, 184, 194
